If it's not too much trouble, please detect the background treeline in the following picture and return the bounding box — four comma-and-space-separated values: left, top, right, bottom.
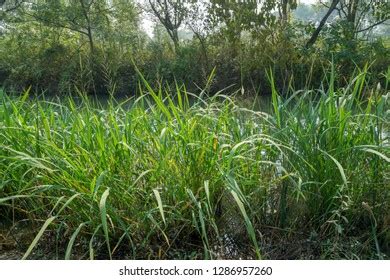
0, 0, 389, 96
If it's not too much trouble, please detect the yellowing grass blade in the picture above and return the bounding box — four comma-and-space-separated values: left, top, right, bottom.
153, 189, 166, 225
22, 216, 56, 260
65, 222, 86, 260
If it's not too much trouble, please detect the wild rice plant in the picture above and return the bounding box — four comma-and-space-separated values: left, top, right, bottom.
0, 68, 388, 259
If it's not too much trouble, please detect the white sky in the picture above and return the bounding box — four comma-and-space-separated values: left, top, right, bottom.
300, 0, 317, 3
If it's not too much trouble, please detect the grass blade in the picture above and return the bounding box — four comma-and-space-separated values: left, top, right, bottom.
22, 216, 56, 260
153, 189, 166, 225
99, 188, 112, 259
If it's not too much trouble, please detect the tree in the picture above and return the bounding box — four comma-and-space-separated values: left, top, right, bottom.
279, 0, 298, 22
208, 0, 277, 42
306, 0, 390, 47
1, 1, 140, 54
147, 0, 188, 52
336, 0, 390, 35
108, 0, 141, 51
185, 0, 211, 71
29, 0, 112, 55
208, 0, 298, 41
305, 0, 340, 48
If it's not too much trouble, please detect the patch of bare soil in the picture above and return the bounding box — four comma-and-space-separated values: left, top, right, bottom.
0, 249, 24, 260
0, 232, 23, 260
0, 222, 36, 260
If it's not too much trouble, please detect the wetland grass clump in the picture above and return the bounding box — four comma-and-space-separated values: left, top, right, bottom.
0, 70, 389, 259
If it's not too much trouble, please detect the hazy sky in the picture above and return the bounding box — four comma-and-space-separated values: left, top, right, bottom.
301, 0, 317, 3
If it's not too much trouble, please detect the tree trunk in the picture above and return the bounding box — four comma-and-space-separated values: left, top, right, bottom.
79, 0, 94, 55
347, 0, 359, 25
172, 29, 179, 53
87, 26, 94, 54
281, 0, 288, 22
305, 0, 340, 48
346, 0, 359, 39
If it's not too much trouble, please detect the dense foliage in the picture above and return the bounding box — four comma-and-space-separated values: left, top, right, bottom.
0, 0, 389, 95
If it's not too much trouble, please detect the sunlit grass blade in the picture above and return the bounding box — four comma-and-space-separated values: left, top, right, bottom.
65, 222, 86, 260
22, 216, 56, 260
153, 189, 166, 225
99, 188, 112, 259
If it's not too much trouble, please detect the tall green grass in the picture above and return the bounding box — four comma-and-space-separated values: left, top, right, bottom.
0, 68, 389, 259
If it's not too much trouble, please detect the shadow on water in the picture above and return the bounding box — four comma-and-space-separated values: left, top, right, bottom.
9, 88, 275, 113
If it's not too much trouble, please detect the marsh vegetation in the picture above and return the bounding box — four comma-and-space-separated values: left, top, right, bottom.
0, 0, 389, 259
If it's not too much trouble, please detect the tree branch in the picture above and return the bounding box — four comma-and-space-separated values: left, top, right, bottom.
357, 18, 389, 33
306, 0, 340, 48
